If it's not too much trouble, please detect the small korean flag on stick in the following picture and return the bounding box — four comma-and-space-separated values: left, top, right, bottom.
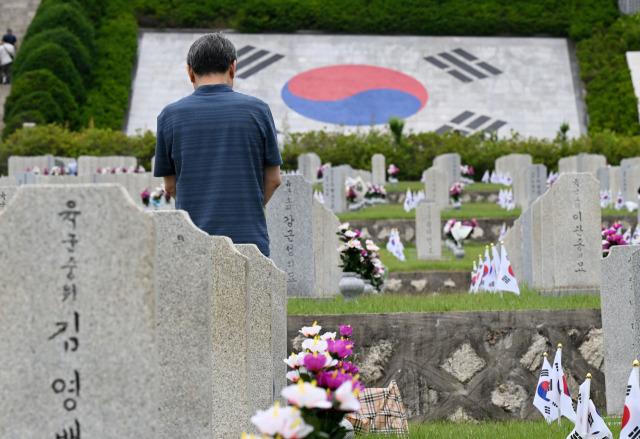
534, 353, 559, 422
621, 360, 640, 439
496, 242, 520, 295
566, 374, 612, 439
551, 344, 577, 423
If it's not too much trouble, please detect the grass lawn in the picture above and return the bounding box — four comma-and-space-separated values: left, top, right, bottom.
379, 242, 488, 272
383, 181, 504, 193
287, 284, 600, 314
360, 418, 621, 438
337, 202, 521, 221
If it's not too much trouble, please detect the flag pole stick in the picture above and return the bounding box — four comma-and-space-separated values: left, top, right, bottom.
557, 344, 562, 426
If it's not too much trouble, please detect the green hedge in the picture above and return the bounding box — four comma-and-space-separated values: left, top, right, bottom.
5, 92, 63, 126
13, 43, 86, 104
4, 70, 77, 126
81, 13, 138, 129
577, 14, 640, 136
134, 0, 619, 39
280, 129, 640, 180
23, 3, 94, 53
13, 28, 92, 83
1, 112, 46, 141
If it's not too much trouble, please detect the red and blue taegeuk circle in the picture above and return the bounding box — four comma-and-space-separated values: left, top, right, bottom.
281, 65, 428, 125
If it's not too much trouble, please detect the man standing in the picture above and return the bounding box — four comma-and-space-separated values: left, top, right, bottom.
0, 36, 15, 85
2, 29, 16, 46
154, 33, 282, 257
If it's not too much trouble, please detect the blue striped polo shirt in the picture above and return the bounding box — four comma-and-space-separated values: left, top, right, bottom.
154, 83, 282, 256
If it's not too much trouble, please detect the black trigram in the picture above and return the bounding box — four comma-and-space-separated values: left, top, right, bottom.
588, 412, 594, 427
541, 370, 549, 377
628, 385, 633, 396
501, 275, 510, 284
577, 393, 582, 403
629, 426, 640, 439
234, 45, 285, 79
555, 363, 559, 371
545, 406, 551, 414
424, 48, 502, 83
570, 432, 582, 439
549, 380, 554, 392
434, 111, 507, 137
552, 401, 559, 408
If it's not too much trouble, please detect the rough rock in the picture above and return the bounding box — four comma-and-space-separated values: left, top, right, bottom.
444, 279, 456, 288
520, 333, 550, 371
411, 279, 428, 292
352, 339, 394, 386
491, 381, 527, 414
579, 327, 604, 371
441, 343, 485, 383
447, 407, 477, 423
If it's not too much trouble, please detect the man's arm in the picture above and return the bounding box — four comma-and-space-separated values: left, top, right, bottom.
263, 166, 281, 207
163, 175, 177, 199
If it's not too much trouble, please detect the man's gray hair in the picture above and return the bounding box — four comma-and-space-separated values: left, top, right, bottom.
187, 33, 237, 76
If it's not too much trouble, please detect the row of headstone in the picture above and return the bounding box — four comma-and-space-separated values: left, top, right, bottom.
297, 152, 321, 184
494, 153, 532, 182
7, 172, 169, 208
0, 184, 286, 438
505, 173, 601, 295
7, 155, 76, 177
76, 156, 138, 177
558, 153, 606, 177
7, 155, 141, 178
267, 175, 341, 297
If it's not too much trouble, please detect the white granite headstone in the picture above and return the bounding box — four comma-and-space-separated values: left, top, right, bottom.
416, 201, 441, 260
372, 153, 386, 186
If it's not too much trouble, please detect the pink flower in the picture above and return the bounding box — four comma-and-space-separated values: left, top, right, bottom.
317, 370, 351, 389
327, 339, 354, 359
302, 352, 328, 372
339, 325, 353, 337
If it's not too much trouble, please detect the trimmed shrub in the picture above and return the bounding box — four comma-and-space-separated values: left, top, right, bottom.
23, 3, 94, 53
13, 43, 86, 104
1, 111, 46, 140
12, 28, 92, 83
5, 91, 63, 125
4, 70, 78, 125
81, 14, 138, 129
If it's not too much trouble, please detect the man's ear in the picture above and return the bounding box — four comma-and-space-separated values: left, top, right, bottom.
186, 65, 196, 84
229, 60, 237, 79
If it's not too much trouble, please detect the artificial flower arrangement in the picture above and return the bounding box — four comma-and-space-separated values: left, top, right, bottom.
337, 223, 387, 291
164, 191, 171, 203
364, 184, 386, 200
317, 163, 330, 179
243, 322, 363, 439
140, 188, 151, 206
602, 221, 628, 256
460, 165, 474, 177
449, 181, 464, 203
443, 218, 478, 243
150, 186, 165, 207
97, 165, 146, 175
346, 186, 357, 203
387, 164, 399, 177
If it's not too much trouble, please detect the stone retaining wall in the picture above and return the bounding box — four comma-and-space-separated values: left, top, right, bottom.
288, 309, 605, 421
386, 271, 470, 294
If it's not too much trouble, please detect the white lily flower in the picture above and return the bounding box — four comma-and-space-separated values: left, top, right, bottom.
334, 381, 361, 412
339, 222, 350, 231
301, 337, 328, 353
299, 321, 322, 337
282, 381, 332, 409
337, 244, 348, 253
286, 370, 300, 382
250, 403, 286, 436
320, 331, 336, 340
279, 406, 314, 439
284, 352, 301, 368
344, 230, 357, 238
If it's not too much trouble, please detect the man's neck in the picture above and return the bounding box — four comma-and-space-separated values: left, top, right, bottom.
193, 74, 233, 90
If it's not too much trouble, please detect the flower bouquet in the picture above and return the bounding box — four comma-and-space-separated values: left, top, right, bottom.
449, 181, 464, 210
387, 164, 399, 185
244, 323, 363, 439
141, 188, 151, 206
346, 186, 357, 204
443, 218, 478, 259
461, 165, 475, 185
337, 225, 364, 274
364, 184, 387, 206
602, 221, 628, 256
